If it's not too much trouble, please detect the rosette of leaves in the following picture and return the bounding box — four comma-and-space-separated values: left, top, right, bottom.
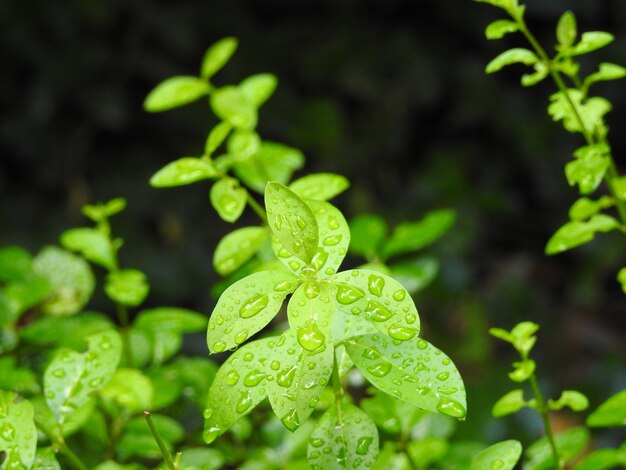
203, 181, 466, 469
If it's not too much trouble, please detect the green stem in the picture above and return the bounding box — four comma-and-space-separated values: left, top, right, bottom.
516, 18, 626, 226
145, 411, 177, 470
528, 375, 563, 470
331, 353, 344, 405
246, 193, 267, 223
36, 419, 88, 470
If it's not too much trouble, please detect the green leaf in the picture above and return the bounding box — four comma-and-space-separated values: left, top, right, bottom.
489, 327, 513, 344
584, 63, 626, 91
617, 268, 626, 295
331, 313, 378, 377
287, 283, 335, 353
307, 402, 379, 470
203, 337, 274, 443
204, 122, 232, 156
525, 426, 589, 470
390, 257, 439, 295
105, 269, 149, 307
233, 141, 305, 193
32, 395, 96, 442
492, 389, 527, 417
576, 448, 626, 470
33, 246, 94, 316
587, 389, 626, 427
0, 275, 50, 326
546, 214, 620, 254
510, 321, 538, 356
569, 196, 614, 220
485, 19, 519, 40
60, 227, 115, 270
134, 307, 207, 365
274, 200, 350, 278
240, 74, 278, 107
485, 48, 538, 74
178, 448, 225, 470
150, 157, 219, 188
0, 356, 39, 394
82, 198, 127, 223
521, 63, 549, 87
348, 214, 388, 259
330, 269, 420, 341
210, 177, 248, 223
144, 76, 210, 112
0, 391, 37, 469
508, 359, 535, 382
201, 37, 238, 79
44, 329, 122, 425
469, 440, 522, 470
565, 151, 610, 196
265, 182, 319, 263
207, 270, 299, 353
289, 173, 350, 202
93, 462, 145, 470
556, 11, 577, 48
227, 130, 262, 161
570, 32, 614, 56
266, 328, 333, 430
20, 312, 113, 350
100, 368, 153, 414
32, 447, 61, 469
117, 414, 183, 461
213, 226, 269, 276
345, 334, 466, 419
548, 390, 589, 412
383, 209, 456, 259
0, 246, 33, 282
548, 89, 612, 137
407, 437, 449, 469
211, 86, 257, 130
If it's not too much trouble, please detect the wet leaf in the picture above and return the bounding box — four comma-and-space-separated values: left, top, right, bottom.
144, 76, 209, 112
44, 329, 122, 425
345, 334, 466, 419
469, 439, 522, 470
383, 209, 456, 258
565, 144, 610, 194
266, 182, 318, 263
150, 157, 218, 188
213, 226, 269, 276
266, 329, 333, 431
201, 37, 238, 79
105, 269, 149, 307
0, 390, 37, 469
307, 402, 379, 470
330, 269, 420, 341
289, 173, 350, 201
587, 389, 626, 427
32, 447, 61, 469
287, 283, 335, 353
207, 270, 299, 353
203, 337, 274, 443
210, 177, 248, 223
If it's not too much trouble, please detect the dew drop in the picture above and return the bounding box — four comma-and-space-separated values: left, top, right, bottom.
236, 390, 253, 413
277, 247, 291, 258
328, 216, 340, 229
281, 409, 300, 431
226, 370, 240, 385
213, 342, 226, 353
309, 396, 320, 408
270, 360, 280, 370
203, 408, 213, 420
367, 274, 385, 296
297, 322, 326, 352
367, 362, 391, 377
417, 339, 428, 349
437, 372, 450, 381
310, 437, 325, 448
392, 289, 406, 301
491, 459, 504, 469
387, 324, 417, 341
275, 280, 297, 291
289, 261, 301, 271
322, 235, 342, 246
244, 352, 254, 361
0, 423, 15, 441
361, 347, 381, 360
240, 294, 269, 318
52, 369, 66, 379
442, 358, 451, 365
244, 369, 265, 387
89, 377, 104, 388
304, 282, 320, 299
311, 249, 329, 271
335, 284, 365, 305
277, 365, 297, 388
365, 300, 393, 322
405, 313, 417, 325
356, 436, 373, 455
203, 425, 221, 444
436, 398, 466, 419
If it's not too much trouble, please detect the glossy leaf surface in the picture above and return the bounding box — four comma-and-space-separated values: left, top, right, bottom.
213, 226, 269, 276
203, 337, 274, 443
144, 76, 209, 112
150, 157, 218, 187
330, 269, 420, 341
207, 270, 299, 352
287, 283, 334, 353
210, 177, 248, 223
44, 329, 122, 425
307, 402, 379, 470
266, 182, 318, 263
345, 334, 466, 419
0, 390, 37, 469
289, 173, 350, 201
266, 329, 333, 430
469, 440, 522, 470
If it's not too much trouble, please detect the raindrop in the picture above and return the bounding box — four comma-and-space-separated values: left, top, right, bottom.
270, 360, 280, 370
52, 369, 66, 379
322, 235, 342, 246
437, 372, 450, 381
356, 436, 373, 455
274, 216, 283, 230
328, 217, 340, 229
277, 365, 297, 388
239, 294, 269, 318
0, 423, 15, 441
244, 369, 265, 387
310, 437, 325, 448
361, 348, 381, 360
89, 377, 104, 388
281, 409, 300, 431
335, 284, 365, 305
296, 216, 307, 229
297, 323, 326, 352
277, 247, 291, 258
367, 274, 385, 296
387, 324, 417, 341
491, 459, 504, 469
234, 330, 249, 345
309, 396, 319, 408
226, 370, 240, 385
367, 362, 391, 377
325, 268, 334, 276
365, 300, 393, 322
289, 261, 301, 271
311, 249, 329, 271
213, 342, 226, 353
392, 289, 406, 301
203, 425, 221, 444
405, 313, 417, 325
236, 390, 253, 413
304, 283, 320, 299
436, 398, 466, 419
275, 280, 297, 291
417, 339, 428, 349
442, 358, 451, 365
437, 387, 458, 395
244, 352, 254, 361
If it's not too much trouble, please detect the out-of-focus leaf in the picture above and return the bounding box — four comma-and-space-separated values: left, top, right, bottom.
546, 214, 619, 254
570, 32, 614, 56
150, 157, 218, 188
100, 368, 153, 415
587, 389, 626, 427
469, 440, 522, 470
210, 177, 248, 223
211, 86, 257, 130
486, 48, 538, 73
240, 74, 277, 107
492, 389, 527, 417
105, 269, 149, 307
289, 173, 349, 201
383, 209, 456, 258
556, 11, 577, 48
548, 390, 589, 412
390, 256, 439, 294
144, 76, 210, 112
201, 37, 238, 79
524, 427, 589, 470
348, 214, 388, 259
485, 19, 519, 39
213, 226, 269, 276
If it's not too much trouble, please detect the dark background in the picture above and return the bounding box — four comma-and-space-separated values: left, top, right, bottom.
2, 0, 626, 444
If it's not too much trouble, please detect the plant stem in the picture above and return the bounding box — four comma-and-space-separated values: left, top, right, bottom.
145, 411, 177, 470
35, 419, 89, 470
517, 18, 626, 226
246, 193, 267, 223
331, 353, 344, 406
528, 375, 563, 470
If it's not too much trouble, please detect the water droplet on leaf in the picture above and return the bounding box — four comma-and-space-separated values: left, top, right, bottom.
239, 294, 269, 318
367, 362, 391, 377
297, 323, 326, 352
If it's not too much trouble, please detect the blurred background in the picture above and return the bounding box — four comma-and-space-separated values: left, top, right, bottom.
2, 0, 626, 445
